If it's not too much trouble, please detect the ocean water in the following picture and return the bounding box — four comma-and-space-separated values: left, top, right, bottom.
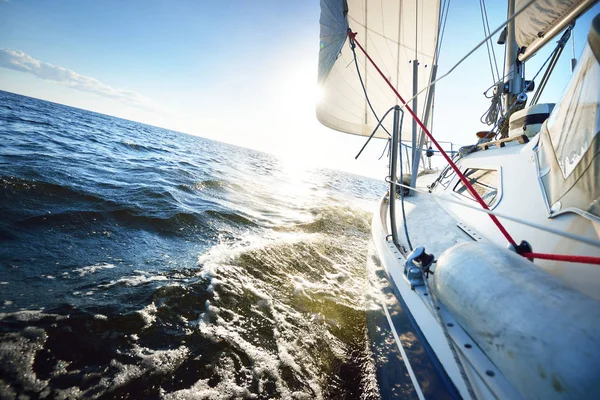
0, 90, 438, 399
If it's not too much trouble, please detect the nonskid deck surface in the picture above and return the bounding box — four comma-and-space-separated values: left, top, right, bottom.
378, 181, 521, 400
390, 176, 472, 260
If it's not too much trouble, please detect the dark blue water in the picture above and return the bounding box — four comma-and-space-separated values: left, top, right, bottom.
1, 90, 433, 398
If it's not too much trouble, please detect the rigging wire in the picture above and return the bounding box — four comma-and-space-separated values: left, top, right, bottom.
531, 25, 573, 105
481, 0, 501, 81
396, 0, 537, 110
428, 0, 452, 168
436, 0, 452, 60
355, 106, 396, 159
479, 0, 499, 84
378, 138, 391, 160
478, 0, 503, 127
348, 33, 393, 160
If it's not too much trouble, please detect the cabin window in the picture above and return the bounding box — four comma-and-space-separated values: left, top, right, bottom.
453, 168, 499, 207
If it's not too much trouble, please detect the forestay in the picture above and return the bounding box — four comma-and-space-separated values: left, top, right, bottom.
317, 0, 441, 140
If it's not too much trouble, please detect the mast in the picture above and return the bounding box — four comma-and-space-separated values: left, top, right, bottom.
410, 0, 419, 182
503, 0, 524, 136
410, 0, 442, 192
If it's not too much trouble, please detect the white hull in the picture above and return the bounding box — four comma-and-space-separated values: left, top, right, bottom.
371, 191, 520, 399
370, 142, 600, 398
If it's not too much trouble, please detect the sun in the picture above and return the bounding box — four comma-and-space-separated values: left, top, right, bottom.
273, 62, 323, 110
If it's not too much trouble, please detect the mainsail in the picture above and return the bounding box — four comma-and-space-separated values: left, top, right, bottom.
317, 0, 441, 140
515, 0, 598, 60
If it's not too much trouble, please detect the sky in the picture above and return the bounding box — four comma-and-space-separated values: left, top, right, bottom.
1, 0, 599, 179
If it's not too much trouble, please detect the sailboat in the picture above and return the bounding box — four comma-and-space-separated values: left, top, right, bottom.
317, 0, 600, 398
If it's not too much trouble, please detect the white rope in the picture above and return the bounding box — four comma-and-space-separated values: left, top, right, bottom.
378, 293, 426, 400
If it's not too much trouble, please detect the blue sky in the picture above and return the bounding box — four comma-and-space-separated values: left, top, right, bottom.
1, 0, 599, 177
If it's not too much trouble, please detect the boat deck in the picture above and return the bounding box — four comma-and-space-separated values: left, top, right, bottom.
389, 174, 473, 260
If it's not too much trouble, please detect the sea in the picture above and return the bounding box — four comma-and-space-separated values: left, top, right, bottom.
0, 90, 449, 399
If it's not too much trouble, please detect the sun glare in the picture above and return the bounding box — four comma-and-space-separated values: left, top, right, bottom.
274, 63, 322, 110
314, 85, 325, 104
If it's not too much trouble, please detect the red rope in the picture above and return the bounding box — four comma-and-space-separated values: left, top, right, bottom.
348, 31, 517, 246
521, 252, 600, 265
348, 31, 600, 266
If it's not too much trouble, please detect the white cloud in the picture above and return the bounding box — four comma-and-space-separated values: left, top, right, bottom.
0, 48, 156, 110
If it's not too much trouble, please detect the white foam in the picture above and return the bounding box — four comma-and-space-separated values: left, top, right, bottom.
0, 309, 56, 322
197, 318, 295, 399
99, 272, 167, 288
325, 270, 347, 280
182, 216, 377, 398
137, 302, 157, 328
0, 328, 49, 394
131, 344, 189, 374
72, 263, 116, 276
114, 274, 167, 286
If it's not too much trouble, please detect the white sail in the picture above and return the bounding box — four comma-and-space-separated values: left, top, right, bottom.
515, 0, 598, 60
317, 0, 441, 140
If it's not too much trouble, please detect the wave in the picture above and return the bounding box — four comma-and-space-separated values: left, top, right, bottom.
118, 141, 169, 153
190, 222, 378, 398
2, 176, 100, 199
72, 263, 117, 277
2, 178, 264, 239
0, 114, 54, 127
178, 179, 227, 193
205, 210, 257, 226
0, 223, 379, 399
1, 176, 243, 236
15, 208, 210, 237
0, 91, 386, 398
279, 205, 372, 236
